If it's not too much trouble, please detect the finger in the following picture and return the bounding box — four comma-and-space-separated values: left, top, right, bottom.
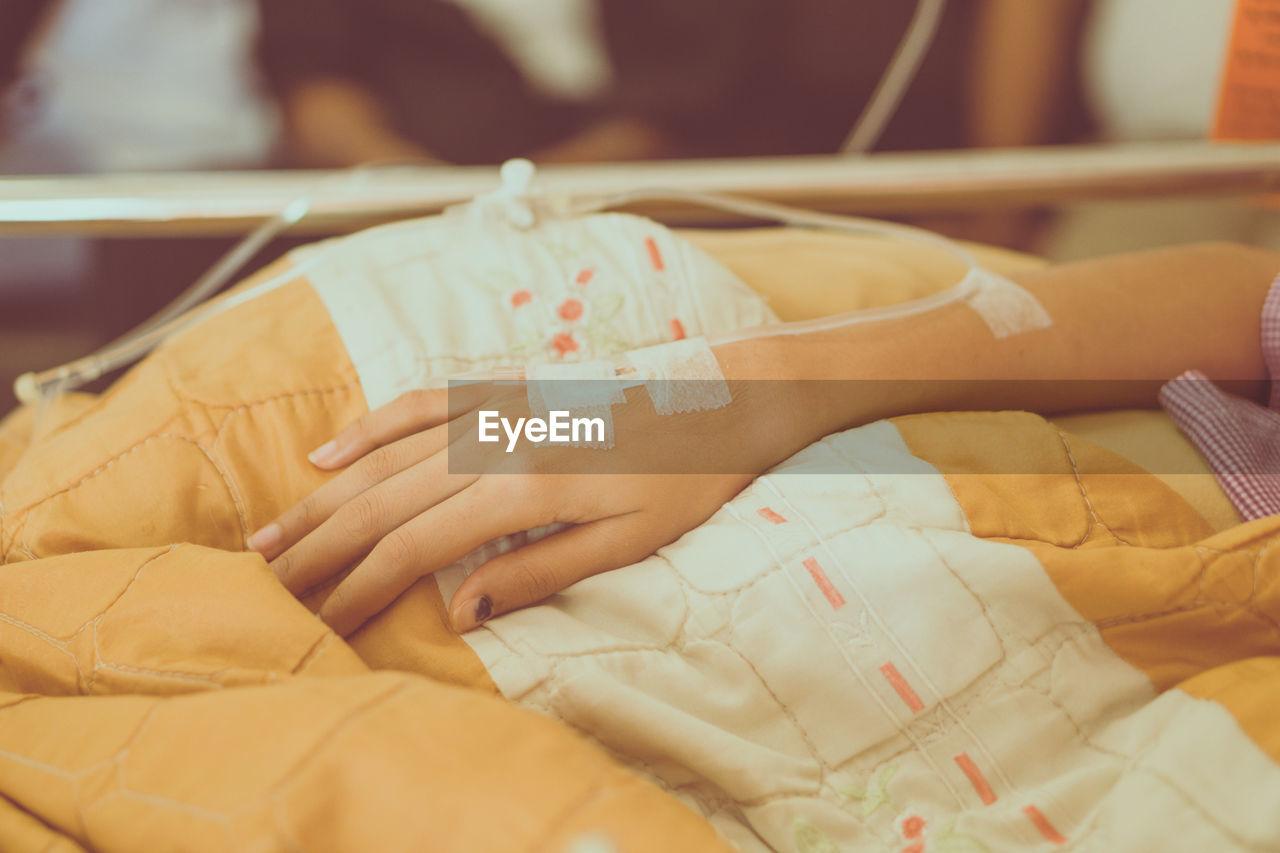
309, 388, 449, 469
247, 425, 446, 559
317, 482, 541, 636
449, 514, 659, 632
272, 451, 477, 596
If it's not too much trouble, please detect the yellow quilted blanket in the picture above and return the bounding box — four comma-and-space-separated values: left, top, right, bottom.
1, 225, 1277, 852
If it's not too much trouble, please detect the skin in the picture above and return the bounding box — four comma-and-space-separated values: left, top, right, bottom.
249, 242, 1280, 636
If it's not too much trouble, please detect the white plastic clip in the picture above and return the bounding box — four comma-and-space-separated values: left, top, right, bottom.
459, 158, 540, 230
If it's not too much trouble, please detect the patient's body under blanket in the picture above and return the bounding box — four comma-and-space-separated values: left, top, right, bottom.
0, 213, 1277, 853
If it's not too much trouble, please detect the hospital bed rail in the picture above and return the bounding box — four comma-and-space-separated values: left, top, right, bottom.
1, 141, 1279, 237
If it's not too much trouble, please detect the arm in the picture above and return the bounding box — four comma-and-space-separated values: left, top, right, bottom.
252, 243, 1280, 635
967, 0, 1086, 148
732, 242, 1279, 442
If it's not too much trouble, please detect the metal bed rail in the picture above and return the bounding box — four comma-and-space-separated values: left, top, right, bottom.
1, 141, 1279, 237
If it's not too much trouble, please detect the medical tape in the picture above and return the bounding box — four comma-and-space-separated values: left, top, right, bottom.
525, 360, 626, 448
956, 267, 1054, 339
622, 336, 731, 416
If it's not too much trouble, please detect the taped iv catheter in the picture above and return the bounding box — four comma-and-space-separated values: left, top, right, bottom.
449, 159, 1050, 395
14, 156, 1049, 405
13, 0, 952, 404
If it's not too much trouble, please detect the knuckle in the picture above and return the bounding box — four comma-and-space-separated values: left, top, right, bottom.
374, 527, 419, 569
360, 444, 401, 484
506, 560, 557, 605
340, 491, 386, 540
294, 495, 321, 530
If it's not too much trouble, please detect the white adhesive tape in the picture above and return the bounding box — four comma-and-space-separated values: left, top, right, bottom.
623, 336, 731, 415
958, 268, 1053, 339
526, 360, 625, 448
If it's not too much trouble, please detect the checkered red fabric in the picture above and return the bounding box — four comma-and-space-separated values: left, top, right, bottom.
1160, 275, 1280, 521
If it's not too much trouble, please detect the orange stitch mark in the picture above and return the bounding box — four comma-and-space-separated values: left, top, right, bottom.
575, 268, 594, 286
645, 237, 665, 271
1022, 806, 1066, 845
757, 507, 787, 524
803, 556, 845, 609
670, 318, 687, 340
879, 662, 925, 713
954, 753, 997, 805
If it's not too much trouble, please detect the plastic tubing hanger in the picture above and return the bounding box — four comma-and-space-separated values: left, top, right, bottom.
14, 156, 1048, 405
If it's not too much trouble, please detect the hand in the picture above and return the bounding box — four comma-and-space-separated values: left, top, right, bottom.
248, 348, 819, 636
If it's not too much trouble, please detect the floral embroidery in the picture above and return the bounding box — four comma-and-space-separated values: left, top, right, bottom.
558, 298, 584, 322
843, 765, 896, 818
894, 812, 990, 853
552, 332, 579, 357
841, 766, 990, 853
670, 317, 686, 340
491, 248, 634, 360
792, 818, 839, 853
899, 814, 927, 840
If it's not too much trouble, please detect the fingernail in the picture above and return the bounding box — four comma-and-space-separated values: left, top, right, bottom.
308, 440, 340, 467
247, 522, 282, 555
453, 595, 493, 632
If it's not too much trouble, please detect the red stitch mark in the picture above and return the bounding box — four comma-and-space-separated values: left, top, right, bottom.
954, 753, 997, 805
645, 236, 665, 271
879, 662, 925, 714
803, 557, 845, 609
757, 507, 787, 524
670, 317, 686, 340
575, 268, 594, 286
510, 290, 532, 308
1022, 806, 1066, 845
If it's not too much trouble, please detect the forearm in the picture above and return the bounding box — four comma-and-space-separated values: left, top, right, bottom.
283, 78, 441, 168
720, 243, 1280, 443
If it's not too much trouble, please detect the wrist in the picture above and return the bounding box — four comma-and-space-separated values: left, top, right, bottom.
714, 336, 858, 462
713, 334, 923, 456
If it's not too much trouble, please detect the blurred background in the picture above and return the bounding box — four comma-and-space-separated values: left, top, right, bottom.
1, 0, 1275, 415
